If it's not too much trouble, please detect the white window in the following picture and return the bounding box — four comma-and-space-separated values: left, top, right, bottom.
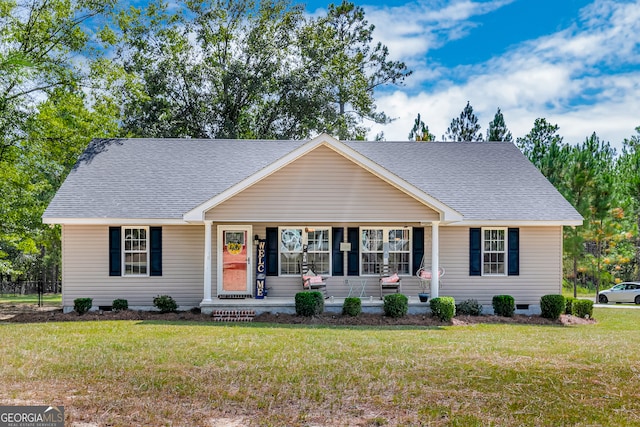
483, 228, 506, 275
361, 228, 411, 275
123, 227, 148, 276
279, 227, 330, 276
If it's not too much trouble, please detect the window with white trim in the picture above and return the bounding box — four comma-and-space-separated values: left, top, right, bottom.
483, 228, 506, 275
361, 228, 411, 275
279, 227, 330, 275
123, 227, 148, 276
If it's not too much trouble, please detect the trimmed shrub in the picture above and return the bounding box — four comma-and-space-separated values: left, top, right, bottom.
112, 299, 128, 312
540, 294, 565, 320
572, 299, 594, 319
342, 297, 362, 317
430, 296, 456, 322
565, 296, 576, 315
383, 293, 408, 318
295, 291, 324, 316
455, 299, 483, 316
153, 295, 178, 313
492, 295, 515, 317
312, 292, 325, 313
74, 298, 92, 315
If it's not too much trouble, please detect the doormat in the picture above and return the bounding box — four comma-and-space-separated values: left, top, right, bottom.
218, 294, 251, 299
212, 310, 255, 322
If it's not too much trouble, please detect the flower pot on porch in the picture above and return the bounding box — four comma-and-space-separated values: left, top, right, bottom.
418, 293, 430, 303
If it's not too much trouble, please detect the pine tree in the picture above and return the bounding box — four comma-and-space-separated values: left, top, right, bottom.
445, 101, 482, 141
617, 126, 640, 280
486, 108, 512, 142
408, 113, 435, 141
301, 1, 411, 140
516, 118, 563, 169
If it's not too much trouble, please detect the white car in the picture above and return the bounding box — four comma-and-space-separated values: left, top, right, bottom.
598, 282, 640, 304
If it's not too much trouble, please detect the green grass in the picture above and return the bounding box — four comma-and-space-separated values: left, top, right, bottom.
1, 309, 639, 426
0, 293, 62, 305
563, 283, 597, 299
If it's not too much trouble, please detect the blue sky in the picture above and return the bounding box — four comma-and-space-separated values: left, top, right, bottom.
305, 0, 640, 148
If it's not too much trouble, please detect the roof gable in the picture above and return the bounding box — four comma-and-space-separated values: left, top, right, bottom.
204, 143, 442, 223
184, 134, 462, 222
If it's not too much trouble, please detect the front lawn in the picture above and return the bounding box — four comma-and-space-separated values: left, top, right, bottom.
0, 293, 62, 306
1, 309, 638, 426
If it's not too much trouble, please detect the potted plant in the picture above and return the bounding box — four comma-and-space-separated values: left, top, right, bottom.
416, 267, 444, 303
418, 275, 430, 302
418, 291, 430, 303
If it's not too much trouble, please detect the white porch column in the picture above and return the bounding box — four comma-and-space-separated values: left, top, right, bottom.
202, 220, 213, 303
431, 221, 440, 299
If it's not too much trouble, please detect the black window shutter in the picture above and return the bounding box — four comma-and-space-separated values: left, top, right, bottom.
266, 227, 278, 276
347, 227, 360, 276
150, 227, 162, 276
332, 227, 344, 276
109, 227, 122, 276
469, 228, 481, 276
412, 227, 424, 276
508, 228, 520, 276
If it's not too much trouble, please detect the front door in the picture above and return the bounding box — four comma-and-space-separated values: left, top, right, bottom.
218, 225, 252, 296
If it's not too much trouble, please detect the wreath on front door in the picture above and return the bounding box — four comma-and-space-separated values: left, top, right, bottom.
227, 242, 242, 255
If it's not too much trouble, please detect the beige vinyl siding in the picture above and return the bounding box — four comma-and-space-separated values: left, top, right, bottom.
206, 145, 439, 223
438, 226, 563, 306
61, 224, 563, 307
61, 225, 203, 308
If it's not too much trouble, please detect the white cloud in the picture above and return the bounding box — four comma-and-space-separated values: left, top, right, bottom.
363, 0, 640, 149
367, 0, 515, 61
422, 0, 515, 22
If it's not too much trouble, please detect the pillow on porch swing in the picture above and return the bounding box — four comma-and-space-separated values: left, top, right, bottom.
381, 273, 400, 283
419, 270, 432, 279
303, 269, 324, 284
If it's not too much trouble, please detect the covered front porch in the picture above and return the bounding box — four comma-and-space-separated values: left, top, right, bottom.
197, 220, 444, 308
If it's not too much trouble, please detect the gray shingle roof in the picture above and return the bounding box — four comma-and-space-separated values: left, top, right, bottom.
43, 137, 582, 223
344, 141, 582, 221
43, 138, 306, 219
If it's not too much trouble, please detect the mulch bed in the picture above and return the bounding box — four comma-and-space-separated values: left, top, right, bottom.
0, 304, 595, 326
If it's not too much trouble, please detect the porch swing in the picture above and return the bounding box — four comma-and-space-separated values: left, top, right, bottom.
416, 254, 445, 301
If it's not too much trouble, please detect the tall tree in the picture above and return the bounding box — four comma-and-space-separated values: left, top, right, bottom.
0, 0, 114, 161
516, 118, 563, 170
486, 108, 512, 142
0, 89, 120, 282
445, 101, 482, 141
580, 134, 616, 300
0, 0, 116, 280
301, 1, 411, 140
102, 0, 310, 139
617, 126, 640, 279
103, 0, 410, 140
517, 120, 580, 296
515, 119, 624, 297
408, 113, 435, 141
193, 0, 314, 139
558, 143, 587, 297
548, 132, 622, 298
